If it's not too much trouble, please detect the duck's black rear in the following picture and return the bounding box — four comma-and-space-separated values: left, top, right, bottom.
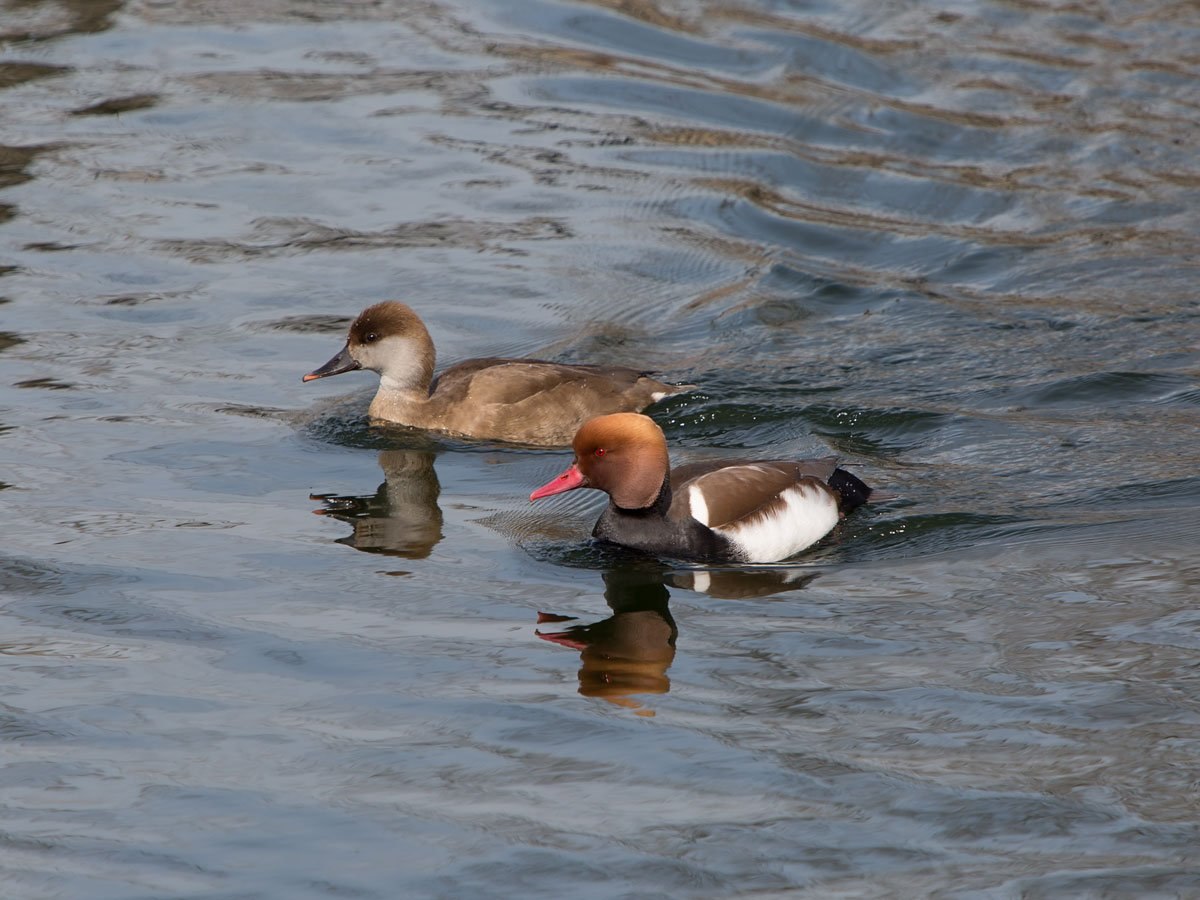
828, 468, 873, 515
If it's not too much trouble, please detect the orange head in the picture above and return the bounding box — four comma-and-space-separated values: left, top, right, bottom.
529, 413, 670, 509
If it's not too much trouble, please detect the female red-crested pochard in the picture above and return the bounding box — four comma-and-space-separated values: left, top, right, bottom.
303, 301, 693, 446
529, 413, 873, 563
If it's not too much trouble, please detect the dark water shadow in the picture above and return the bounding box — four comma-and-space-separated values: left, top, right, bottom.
2, 0, 123, 44
310, 448, 444, 559
304, 404, 446, 453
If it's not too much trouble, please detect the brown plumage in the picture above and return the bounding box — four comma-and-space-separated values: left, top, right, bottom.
668, 459, 841, 529
303, 302, 694, 446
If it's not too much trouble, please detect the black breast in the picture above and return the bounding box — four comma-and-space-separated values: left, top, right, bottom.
591, 496, 739, 563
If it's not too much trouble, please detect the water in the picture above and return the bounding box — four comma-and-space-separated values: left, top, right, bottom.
2, 0, 1198, 896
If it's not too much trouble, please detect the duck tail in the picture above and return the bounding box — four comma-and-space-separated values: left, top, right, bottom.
828, 468, 873, 515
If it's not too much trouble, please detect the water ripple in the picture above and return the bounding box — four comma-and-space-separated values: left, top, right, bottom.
1, 0, 1198, 896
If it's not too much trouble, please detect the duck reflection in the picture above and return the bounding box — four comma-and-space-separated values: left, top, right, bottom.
311, 449, 442, 558
537, 565, 818, 713
537, 569, 677, 714
664, 567, 817, 599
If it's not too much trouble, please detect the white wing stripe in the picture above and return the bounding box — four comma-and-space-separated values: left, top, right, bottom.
688, 484, 710, 526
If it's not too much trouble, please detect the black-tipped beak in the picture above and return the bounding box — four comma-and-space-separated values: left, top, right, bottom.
303, 343, 361, 382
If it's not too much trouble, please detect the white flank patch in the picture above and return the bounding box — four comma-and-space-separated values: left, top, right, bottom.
688, 484, 710, 526
718, 483, 840, 563
649, 390, 669, 403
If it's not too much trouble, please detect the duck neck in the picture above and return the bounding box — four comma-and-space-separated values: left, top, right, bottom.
378, 372, 431, 401
612, 476, 672, 519
375, 336, 436, 401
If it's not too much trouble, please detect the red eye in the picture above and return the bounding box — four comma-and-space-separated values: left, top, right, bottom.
594, 447, 606, 457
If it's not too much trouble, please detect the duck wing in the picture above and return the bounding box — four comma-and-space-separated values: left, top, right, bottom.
432, 359, 657, 405
670, 458, 841, 528
429, 359, 688, 445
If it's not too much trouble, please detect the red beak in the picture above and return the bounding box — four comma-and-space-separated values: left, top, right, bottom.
530, 463, 586, 501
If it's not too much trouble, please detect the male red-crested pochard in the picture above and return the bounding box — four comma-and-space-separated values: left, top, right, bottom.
303, 301, 693, 446
529, 413, 873, 563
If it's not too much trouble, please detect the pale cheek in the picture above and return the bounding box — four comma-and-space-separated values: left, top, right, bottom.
355, 337, 408, 374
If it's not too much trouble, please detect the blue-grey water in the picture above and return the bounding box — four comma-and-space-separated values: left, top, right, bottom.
2, 1, 1199, 897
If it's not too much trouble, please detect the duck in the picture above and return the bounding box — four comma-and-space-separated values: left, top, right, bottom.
303, 301, 693, 446
529, 413, 874, 563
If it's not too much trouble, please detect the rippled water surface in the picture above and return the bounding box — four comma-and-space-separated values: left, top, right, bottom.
2, 0, 1199, 896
